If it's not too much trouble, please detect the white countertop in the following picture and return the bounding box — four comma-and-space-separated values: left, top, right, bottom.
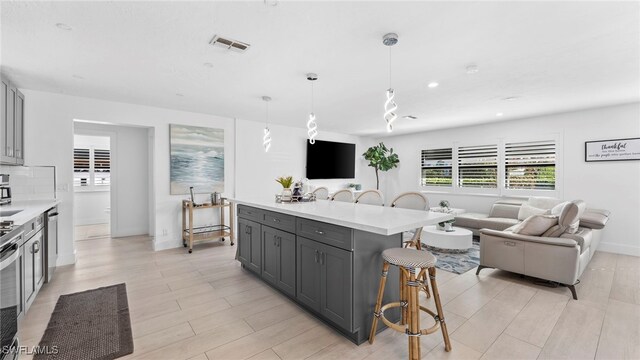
0, 200, 60, 226
231, 198, 453, 236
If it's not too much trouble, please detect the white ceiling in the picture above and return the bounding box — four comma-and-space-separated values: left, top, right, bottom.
2, 1, 639, 137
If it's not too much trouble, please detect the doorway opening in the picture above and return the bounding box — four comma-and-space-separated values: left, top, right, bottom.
73, 133, 112, 241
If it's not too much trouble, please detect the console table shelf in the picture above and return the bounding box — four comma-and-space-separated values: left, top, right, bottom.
181, 200, 235, 253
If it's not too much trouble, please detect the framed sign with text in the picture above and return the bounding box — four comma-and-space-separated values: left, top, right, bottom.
585, 137, 640, 162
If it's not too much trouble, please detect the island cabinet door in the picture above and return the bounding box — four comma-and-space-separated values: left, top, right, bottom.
276, 231, 296, 297
319, 244, 353, 331
261, 227, 279, 286
296, 237, 321, 311
238, 218, 261, 274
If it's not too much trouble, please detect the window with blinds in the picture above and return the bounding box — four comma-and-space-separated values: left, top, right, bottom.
421, 148, 453, 186
94, 149, 111, 186
505, 140, 555, 190
457, 144, 498, 188
73, 148, 90, 187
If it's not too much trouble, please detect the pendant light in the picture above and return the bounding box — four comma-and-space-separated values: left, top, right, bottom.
262, 96, 272, 152
383, 33, 398, 132
306, 73, 319, 144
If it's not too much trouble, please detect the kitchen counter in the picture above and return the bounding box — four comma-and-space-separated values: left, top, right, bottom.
0, 199, 60, 226
231, 197, 453, 235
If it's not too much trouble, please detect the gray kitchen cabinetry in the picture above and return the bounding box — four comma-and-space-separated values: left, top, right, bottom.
261, 226, 296, 297
237, 204, 400, 344
296, 236, 352, 331
237, 217, 261, 274
1, 74, 25, 165
22, 214, 46, 313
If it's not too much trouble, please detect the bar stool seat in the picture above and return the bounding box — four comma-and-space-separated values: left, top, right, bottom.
369, 248, 451, 360
382, 248, 436, 268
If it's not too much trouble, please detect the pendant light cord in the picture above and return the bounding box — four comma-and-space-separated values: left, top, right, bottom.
265, 101, 269, 127
311, 81, 315, 112
389, 46, 392, 88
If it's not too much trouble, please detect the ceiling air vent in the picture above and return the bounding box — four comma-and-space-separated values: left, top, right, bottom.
209, 35, 250, 53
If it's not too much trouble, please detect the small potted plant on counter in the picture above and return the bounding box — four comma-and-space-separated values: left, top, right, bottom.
276, 176, 294, 201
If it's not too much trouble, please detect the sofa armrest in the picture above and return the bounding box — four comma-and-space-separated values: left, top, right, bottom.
479, 228, 578, 247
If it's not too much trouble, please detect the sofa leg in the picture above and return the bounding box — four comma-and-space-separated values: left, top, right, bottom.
475, 265, 489, 275
567, 284, 578, 300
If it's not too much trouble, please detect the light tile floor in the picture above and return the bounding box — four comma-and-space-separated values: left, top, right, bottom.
74, 223, 110, 241
17, 235, 640, 359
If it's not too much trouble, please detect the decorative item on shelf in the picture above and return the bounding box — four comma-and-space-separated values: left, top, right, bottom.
363, 142, 400, 190
262, 96, 272, 152
382, 32, 399, 132
275, 175, 294, 201
292, 180, 303, 197
439, 200, 450, 211
348, 183, 362, 191
189, 186, 196, 205
306, 73, 319, 144
211, 192, 221, 205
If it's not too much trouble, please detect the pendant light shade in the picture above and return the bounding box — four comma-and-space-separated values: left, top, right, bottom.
262, 96, 272, 152
306, 73, 319, 144
383, 33, 399, 132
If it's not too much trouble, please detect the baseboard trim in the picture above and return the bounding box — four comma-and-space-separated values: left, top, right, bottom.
598, 241, 640, 257
153, 237, 181, 251
57, 251, 77, 266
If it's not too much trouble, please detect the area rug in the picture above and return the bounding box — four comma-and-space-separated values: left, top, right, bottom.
35, 283, 133, 360
429, 241, 480, 274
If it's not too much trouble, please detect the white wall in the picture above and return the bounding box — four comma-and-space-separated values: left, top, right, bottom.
377, 103, 640, 256
74, 123, 150, 237
235, 119, 376, 200
22, 90, 236, 264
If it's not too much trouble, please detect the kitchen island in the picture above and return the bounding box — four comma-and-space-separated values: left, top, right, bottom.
233, 198, 452, 344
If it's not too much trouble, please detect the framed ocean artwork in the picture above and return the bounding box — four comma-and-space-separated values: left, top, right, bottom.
170, 124, 225, 194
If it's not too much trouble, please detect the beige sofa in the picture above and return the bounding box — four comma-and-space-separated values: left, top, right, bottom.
455, 198, 610, 299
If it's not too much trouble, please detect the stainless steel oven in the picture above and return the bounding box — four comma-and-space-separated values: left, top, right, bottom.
0, 230, 21, 360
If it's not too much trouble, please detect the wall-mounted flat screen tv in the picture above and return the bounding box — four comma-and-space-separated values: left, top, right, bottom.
306, 140, 356, 179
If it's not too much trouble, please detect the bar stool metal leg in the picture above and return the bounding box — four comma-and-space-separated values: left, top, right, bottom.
428, 267, 452, 352
369, 261, 390, 344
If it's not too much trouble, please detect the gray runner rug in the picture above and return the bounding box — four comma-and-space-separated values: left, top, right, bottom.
35, 283, 134, 360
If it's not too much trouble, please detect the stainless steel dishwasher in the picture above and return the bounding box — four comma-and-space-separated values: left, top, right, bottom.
45, 207, 58, 283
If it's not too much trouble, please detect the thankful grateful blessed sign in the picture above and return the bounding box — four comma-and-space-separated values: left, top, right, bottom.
585, 138, 640, 162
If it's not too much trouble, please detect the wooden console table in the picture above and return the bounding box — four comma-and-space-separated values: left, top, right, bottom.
181, 200, 235, 253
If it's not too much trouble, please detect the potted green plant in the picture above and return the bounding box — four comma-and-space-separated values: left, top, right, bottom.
276, 176, 294, 201
363, 142, 400, 190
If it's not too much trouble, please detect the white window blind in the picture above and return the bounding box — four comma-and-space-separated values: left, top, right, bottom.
505, 140, 555, 190
94, 149, 111, 186
74, 148, 90, 187
457, 144, 498, 188
421, 148, 453, 186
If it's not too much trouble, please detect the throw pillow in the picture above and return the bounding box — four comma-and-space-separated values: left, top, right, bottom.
512, 214, 559, 236
517, 203, 549, 221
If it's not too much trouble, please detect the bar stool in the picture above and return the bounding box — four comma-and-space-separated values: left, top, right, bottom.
369, 248, 451, 360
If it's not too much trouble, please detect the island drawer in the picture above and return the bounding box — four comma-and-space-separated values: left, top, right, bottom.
263, 211, 295, 233
237, 205, 264, 222
297, 218, 353, 251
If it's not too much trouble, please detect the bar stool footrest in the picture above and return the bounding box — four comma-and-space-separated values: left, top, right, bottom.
378, 302, 442, 336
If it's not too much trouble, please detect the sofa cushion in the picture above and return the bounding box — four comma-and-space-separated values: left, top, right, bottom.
512, 215, 559, 236
476, 217, 520, 231
560, 227, 592, 254
518, 203, 549, 221
579, 209, 610, 229
489, 202, 522, 219
527, 196, 562, 210
542, 224, 565, 237
559, 200, 586, 234
454, 213, 489, 229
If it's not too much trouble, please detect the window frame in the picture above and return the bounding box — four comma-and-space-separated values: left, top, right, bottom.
419, 134, 561, 198
74, 146, 111, 192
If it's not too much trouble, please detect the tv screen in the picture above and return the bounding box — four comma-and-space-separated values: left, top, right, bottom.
306, 140, 356, 179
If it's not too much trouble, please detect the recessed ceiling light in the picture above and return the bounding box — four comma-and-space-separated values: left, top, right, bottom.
427, 82, 439, 88
502, 96, 520, 101
176, 93, 184, 97
496, 112, 504, 117
402, 115, 418, 120
465, 64, 479, 74
72, 74, 84, 80
56, 23, 72, 31
203, 62, 214, 68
